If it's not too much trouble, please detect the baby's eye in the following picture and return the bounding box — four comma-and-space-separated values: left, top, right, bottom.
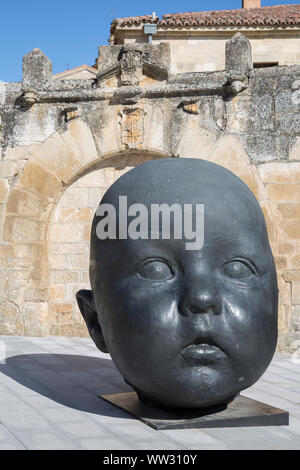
222, 260, 255, 280
138, 259, 174, 281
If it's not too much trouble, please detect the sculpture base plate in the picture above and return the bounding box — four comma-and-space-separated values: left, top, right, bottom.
99, 392, 289, 430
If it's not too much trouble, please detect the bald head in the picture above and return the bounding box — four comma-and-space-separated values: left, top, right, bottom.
78, 157, 278, 410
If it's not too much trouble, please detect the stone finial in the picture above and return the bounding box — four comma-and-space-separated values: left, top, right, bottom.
22, 48, 52, 87
225, 33, 252, 76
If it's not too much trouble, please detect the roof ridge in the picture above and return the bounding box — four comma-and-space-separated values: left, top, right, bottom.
110, 4, 300, 35
162, 4, 300, 16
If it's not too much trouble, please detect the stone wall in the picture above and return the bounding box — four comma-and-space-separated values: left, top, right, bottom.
0, 35, 300, 352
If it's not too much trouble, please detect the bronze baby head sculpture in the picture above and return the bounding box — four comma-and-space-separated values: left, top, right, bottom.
77, 158, 278, 410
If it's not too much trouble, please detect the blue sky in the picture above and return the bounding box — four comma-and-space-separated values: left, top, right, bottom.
0, 0, 296, 82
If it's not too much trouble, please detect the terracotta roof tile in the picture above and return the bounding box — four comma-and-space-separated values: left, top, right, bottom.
111, 5, 300, 31
111, 15, 158, 33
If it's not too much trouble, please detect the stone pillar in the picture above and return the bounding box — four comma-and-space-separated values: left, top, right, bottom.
225, 33, 252, 76
22, 48, 52, 88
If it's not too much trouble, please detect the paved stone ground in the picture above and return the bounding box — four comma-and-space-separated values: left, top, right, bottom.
0, 336, 299, 450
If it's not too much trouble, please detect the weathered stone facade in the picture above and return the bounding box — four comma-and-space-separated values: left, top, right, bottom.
0, 34, 299, 352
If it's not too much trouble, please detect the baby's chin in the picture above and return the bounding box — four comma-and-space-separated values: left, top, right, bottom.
122, 362, 247, 410
129, 378, 240, 410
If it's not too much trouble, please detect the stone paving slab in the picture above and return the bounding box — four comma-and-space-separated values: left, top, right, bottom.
0, 335, 299, 450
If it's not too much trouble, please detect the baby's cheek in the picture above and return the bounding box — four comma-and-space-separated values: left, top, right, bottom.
219, 289, 261, 337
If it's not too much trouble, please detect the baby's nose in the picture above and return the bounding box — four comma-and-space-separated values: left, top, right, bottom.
179, 280, 220, 316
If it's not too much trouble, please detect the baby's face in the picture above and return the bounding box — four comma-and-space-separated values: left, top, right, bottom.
86, 159, 278, 409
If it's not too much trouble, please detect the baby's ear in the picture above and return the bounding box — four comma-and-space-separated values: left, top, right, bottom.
76, 289, 108, 353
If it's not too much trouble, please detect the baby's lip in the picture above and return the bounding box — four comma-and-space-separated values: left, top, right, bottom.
181, 337, 226, 365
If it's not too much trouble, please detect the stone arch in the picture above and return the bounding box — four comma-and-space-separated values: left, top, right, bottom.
2, 118, 172, 335
2, 118, 286, 338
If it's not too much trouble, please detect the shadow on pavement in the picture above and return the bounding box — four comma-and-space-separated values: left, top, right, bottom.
0, 353, 134, 419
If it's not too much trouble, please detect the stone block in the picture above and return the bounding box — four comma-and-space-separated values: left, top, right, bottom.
283, 270, 300, 282
143, 105, 165, 153
67, 254, 88, 270
0, 300, 18, 329
49, 285, 65, 301
277, 204, 300, 219
58, 208, 93, 223
176, 113, 219, 159
275, 91, 298, 113
60, 188, 89, 209
57, 324, 76, 336
22, 48, 52, 87
292, 283, 300, 304
249, 74, 277, 95
49, 271, 79, 284
0, 160, 25, 179
279, 220, 300, 240
277, 241, 296, 256
225, 96, 250, 134
18, 161, 62, 201
49, 255, 67, 270
60, 119, 98, 170
74, 169, 106, 188
3, 216, 46, 242
23, 288, 48, 302
292, 255, 300, 268
245, 134, 289, 162
3, 144, 38, 161
34, 132, 81, 183
50, 303, 73, 323
267, 184, 300, 202
97, 45, 122, 72
51, 243, 89, 255
6, 188, 50, 219
22, 302, 49, 336
258, 162, 300, 183
0, 245, 13, 259
85, 106, 121, 157
289, 137, 300, 161
13, 243, 47, 261
225, 33, 252, 75
277, 112, 300, 136
88, 188, 105, 208
49, 223, 83, 243
250, 95, 274, 132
